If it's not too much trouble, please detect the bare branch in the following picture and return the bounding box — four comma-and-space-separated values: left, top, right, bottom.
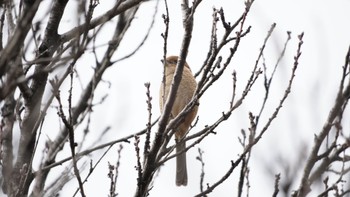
135, 0, 201, 195
54, 87, 86, 197
143, 83, 153, 159
196, 148, 206, 195
293, 43, 350, 197
0, 93, 15, 194
272, 174, 281, 197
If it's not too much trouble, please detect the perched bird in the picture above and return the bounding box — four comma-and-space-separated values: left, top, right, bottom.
159, 56, 198, 186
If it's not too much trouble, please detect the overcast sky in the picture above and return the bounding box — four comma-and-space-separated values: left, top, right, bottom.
41, 0, 350, 196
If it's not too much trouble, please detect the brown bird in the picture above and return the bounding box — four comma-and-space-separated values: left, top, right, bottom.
159, 56, 198, 186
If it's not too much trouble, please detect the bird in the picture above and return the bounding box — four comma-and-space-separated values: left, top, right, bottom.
159, 55, 198, 186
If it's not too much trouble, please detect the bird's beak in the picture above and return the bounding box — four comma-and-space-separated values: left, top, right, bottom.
161, 59, 164, 64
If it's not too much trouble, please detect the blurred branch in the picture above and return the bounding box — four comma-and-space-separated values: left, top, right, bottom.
108, 144, 123, 197
0, 93, 15, 194
35, 4, 141, 194
293, 45, 350, 197
272, 174, 281, 197
196, 148, 206, 196
54, 88, 85, 196
73, 137, 126, 196
194, 160, 237, 197
38, 120, 157, 173
112, 0, 159, 63
61, 0, 145, 43
10, 1, 70, 195
0, 0, 41, 80
257, 30, 291, 121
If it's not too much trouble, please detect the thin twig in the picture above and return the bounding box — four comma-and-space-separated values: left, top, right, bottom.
54, 88, 85, 197
38, 120, 157, 172
196, 148, 206, 196
143, 82, 153, 159
272, 173, 281, 197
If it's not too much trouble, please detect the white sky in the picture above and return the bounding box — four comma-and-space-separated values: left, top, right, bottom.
25, 0, 350, 196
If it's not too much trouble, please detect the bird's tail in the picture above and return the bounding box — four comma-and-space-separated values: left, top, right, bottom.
176, 139, 188, 186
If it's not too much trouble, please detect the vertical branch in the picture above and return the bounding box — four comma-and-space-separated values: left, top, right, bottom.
238, 113, 255, 197
114, 145, 123, 195
196, 148, 206, 195
108, 144, 123, 197
136, 1, 202, 196
11, 1, 69, 195
237, 157, 246, 197
158, 0, 200, 145
194, 8, 218, 78
108, 162, 116, 197
0, 93, 15, 194
272, 174, 281, 197
0, 0, 41, 79
54, 87, 86, 197
230, 71, 237, 108
69, 65, 86, 196
135, 136, 143, 194
237, 129, 247, 197
0, 9, 6, 51
161, 0, 169, 106
143, 82, 152, 159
